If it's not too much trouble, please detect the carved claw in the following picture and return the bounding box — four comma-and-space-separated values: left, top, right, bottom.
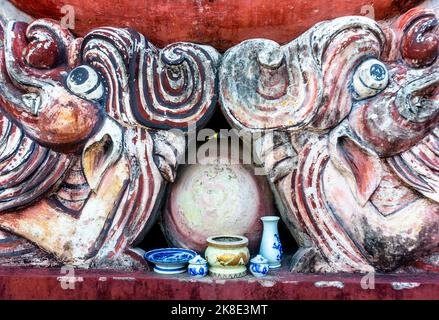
253, 131, 297, 183
21, 93, 41, 115
151, 130, 186, 183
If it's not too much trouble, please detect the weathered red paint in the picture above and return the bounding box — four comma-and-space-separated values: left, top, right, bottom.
0, 21, 102, 152
219, 6, 439, 274
400, 9, 439, 67
0, 266, 438, 300
10, 0, 423, 51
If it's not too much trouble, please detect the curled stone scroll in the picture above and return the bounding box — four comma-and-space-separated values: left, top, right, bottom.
220, 8, 439, 273
0, 18, 219, 269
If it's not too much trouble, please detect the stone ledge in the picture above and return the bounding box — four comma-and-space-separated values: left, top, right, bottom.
0, 267, 437, 300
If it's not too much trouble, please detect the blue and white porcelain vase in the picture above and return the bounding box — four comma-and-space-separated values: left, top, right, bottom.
259, 216, 283, 269
249, 255, 270, 277
188, 255, 208, 277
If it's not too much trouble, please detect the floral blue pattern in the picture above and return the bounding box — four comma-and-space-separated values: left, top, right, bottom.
144, 248, 196, 264
188, 264, 208, 277
272, 234, 283, 261
250, 263, 269, 276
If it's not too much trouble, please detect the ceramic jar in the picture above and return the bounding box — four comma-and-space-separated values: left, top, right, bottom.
259, 216, 283, 269
162, 137, 275, 254
188, 255, 209, 277
249, 255, 270, 277
205, 235, 250, 278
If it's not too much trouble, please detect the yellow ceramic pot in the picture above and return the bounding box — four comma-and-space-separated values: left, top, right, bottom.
205, 235, 250, 278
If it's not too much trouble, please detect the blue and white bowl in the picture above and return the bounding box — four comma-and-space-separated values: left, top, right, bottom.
144, 248, 197, 274
188, 255, 208, 277
249, 254, 270, 277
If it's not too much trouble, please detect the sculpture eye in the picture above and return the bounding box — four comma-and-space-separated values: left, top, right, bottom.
352, 58, 389, 100
67, 65, 104, 101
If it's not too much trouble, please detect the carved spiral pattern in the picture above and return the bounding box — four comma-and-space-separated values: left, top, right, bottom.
4, 19, 74, 88
400, 9, 438, 68
81, 27, 220, 130
291, 138, 373, 272
220, 16, 385, 132
348, 10, 439, 156
24, 19, 73, 69
0, 114, 71, 212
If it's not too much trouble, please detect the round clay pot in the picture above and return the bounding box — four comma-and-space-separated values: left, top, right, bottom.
205, 235, 250, 279
162, 138, 276, 253
10, 0, 422, 51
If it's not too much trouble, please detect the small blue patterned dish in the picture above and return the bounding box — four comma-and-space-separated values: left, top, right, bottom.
144, 248, 197, 274
188, 255, 208, 277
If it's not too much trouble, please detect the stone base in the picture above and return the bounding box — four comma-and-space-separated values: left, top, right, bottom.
0, 266, 438, 299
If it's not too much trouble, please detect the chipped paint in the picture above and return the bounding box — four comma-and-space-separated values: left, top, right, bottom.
112, 277, 136, 282
259, 280, 276, 288
314, 281, 345, 289
56, 276, 84, 283
391, 282, 421, 290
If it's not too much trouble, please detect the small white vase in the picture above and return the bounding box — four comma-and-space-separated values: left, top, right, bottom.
259, 216, 283, 269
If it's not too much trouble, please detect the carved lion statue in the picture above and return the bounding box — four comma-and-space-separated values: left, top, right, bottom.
0, 18, 219, 269
220, 7, 439, 273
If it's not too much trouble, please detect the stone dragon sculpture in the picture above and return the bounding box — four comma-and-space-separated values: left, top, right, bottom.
0, 4, 437, 275
220, 7, 439, 273
0, 18, 219, 269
